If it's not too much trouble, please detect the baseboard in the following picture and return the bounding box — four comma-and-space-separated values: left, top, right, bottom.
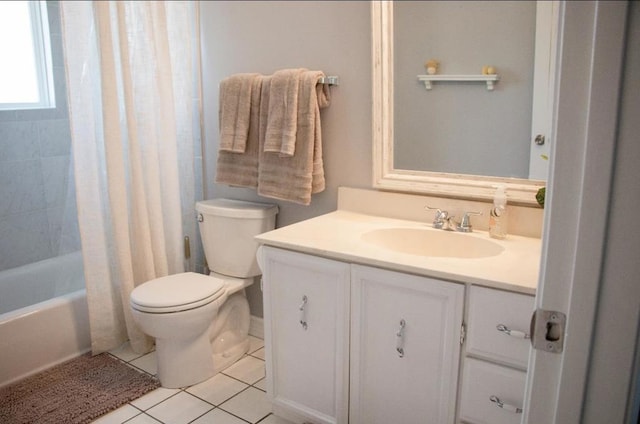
249, 315, 264, 339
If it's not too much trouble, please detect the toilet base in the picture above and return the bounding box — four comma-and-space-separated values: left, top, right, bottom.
142, 286, 253, 389
212, 337, 250, 374
155, 329, 215, 389
154, 334, 250, 389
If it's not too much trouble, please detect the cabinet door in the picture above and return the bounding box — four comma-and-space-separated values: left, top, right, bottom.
350, 265, 464, 424
260, 247, 350, 424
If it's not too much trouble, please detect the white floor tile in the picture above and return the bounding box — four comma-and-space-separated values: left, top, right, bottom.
191, 408, 248, 424
124, 413, 163, 424
130, 387, 180, 411
91, 404, 140, 423
250, 347, 265, 360
222, 356, 265, 385
253, 378, 266, 392
186, 373, 249, 406
146, 391, 214, 424
220, 387, 271, 423
247, 336, 264, 354
108, 342, 145, 363
129, 351, 158, 375
259, 414, 297, 424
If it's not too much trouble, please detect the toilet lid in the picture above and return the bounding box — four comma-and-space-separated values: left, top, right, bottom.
130, 272, 225, 313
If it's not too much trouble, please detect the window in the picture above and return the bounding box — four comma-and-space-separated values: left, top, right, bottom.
0, 1, 55, 110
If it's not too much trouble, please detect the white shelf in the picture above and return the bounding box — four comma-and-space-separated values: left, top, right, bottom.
417, 74, 500, 91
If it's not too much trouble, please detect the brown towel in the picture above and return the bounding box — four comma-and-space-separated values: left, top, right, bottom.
258, 70, 330, 205
263, 68, 306, 157
218, 73, 261, 153
215, 75, 264, 188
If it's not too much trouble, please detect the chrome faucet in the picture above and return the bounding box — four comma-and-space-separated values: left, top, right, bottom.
425, 206, 455, 230
425, 206, 482, 232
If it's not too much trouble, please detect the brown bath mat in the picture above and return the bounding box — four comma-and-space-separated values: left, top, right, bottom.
0, 352, 160, 424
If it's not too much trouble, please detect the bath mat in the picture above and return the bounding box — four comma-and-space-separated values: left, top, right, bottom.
0, 352, 160, 424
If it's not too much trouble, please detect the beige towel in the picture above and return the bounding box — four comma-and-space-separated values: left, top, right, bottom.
218, 73, 261, 153
263, 68, 306, 157
215, 75, 264, 188
258, 70, 330, 205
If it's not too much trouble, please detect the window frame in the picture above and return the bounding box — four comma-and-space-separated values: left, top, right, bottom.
0, 1, 56, 111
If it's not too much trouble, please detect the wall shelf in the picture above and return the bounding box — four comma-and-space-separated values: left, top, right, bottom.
417, 74, 500, 91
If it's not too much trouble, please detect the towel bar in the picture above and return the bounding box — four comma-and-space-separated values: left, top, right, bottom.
318, 76, 339, 86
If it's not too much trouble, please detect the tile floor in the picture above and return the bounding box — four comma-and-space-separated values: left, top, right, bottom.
93, 336, 294, 424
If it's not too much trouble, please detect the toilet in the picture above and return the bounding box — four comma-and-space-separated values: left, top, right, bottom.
130, 199, 278, 388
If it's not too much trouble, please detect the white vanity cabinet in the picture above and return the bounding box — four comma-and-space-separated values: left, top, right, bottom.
260, 247, 351, 424
458, 286, 535, 424
260, 246, 465, 424
350, 265, 465, 424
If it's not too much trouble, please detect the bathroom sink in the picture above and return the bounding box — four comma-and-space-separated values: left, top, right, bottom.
361, 227, 505, 259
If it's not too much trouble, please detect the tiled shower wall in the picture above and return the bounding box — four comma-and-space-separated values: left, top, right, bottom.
0, 2, 80, 271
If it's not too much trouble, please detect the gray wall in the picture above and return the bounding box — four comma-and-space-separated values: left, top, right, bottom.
0, 2, 80, 271
394, 1, 536, 178
200, 1, 372, 316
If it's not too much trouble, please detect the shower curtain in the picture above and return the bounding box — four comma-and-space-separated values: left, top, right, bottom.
60, 1, 199, 354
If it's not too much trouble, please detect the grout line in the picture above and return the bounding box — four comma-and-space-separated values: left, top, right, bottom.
184, 405, 219, 424
255, 414, 277, 424
126, 412, 163, 424
186, 405, 254, 424
136, 389, 185, 412
214, 385, 272, 424
107, 341, 267, 424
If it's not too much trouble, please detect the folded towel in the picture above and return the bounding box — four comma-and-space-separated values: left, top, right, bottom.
258, 70, 330, 205
218, 73, 261, 153
215, 75, 264, 188
263, 68, 306, 157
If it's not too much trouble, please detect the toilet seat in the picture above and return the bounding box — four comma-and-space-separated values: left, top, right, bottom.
131, 272, 225, 313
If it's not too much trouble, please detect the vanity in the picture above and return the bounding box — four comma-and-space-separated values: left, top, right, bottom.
255, 1, 555, 419
256, 187, 542, 424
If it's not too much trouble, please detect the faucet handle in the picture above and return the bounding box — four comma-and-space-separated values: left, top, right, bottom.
425, 205, 447, 218
457, 211, 482, 233
425, 205, 449, 229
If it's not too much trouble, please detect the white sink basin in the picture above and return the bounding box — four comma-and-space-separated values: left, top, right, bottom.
361, 228, 505, 259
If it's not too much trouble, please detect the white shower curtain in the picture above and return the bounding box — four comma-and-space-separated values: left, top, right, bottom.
60, 1, 199, 354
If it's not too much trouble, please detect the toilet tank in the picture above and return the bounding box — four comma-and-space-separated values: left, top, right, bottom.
196, 199, 278, 278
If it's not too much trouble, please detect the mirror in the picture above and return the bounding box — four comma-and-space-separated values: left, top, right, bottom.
372, 1, 558, 205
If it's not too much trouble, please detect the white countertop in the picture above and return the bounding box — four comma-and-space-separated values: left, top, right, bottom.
256, 210, 541, 295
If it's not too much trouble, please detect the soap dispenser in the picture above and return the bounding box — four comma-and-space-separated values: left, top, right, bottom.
489, 185, 508, 239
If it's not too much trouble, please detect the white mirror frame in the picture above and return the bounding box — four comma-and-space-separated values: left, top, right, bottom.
371, 1, 546, 206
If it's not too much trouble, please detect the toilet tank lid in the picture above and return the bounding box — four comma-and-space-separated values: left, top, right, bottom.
196, 199, 278, 219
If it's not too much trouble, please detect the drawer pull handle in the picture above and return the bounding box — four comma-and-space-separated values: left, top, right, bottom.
299, 295, 308, 330
490, 395, 523, 414
396, 319, 406, 358
496, 324, 530, 339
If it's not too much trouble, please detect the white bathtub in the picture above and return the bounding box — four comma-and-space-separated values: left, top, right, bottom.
0, 252, 91, 388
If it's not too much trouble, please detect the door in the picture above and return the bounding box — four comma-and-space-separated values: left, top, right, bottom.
522, 1, 631, 423
260, 247, 350, 424
350, 265, 464, 424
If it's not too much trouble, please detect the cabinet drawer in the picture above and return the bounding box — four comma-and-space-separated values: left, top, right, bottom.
459, 358, 526, 424
467, 286, 534, 369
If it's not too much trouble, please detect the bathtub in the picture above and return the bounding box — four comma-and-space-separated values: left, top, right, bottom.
0, 252, 91, 388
